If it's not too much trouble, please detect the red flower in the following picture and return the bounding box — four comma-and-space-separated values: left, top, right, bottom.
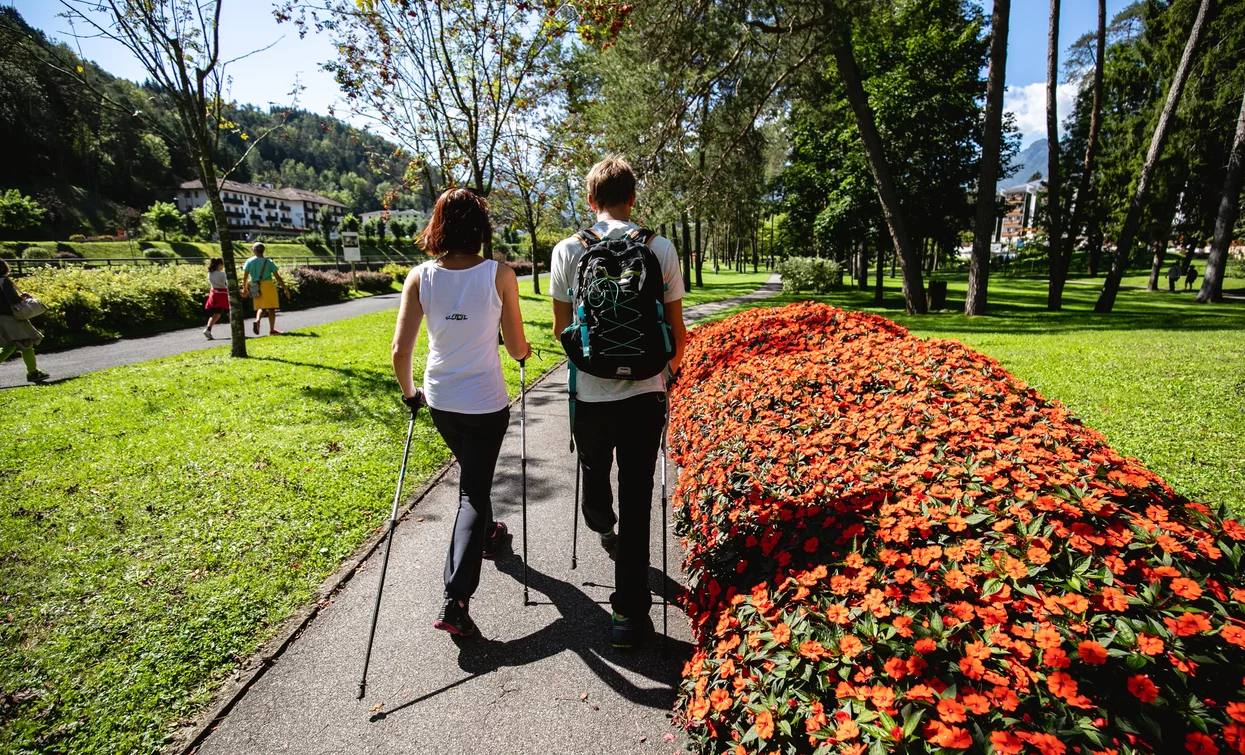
1127, 675, 1160, 704
937, 697, 967, 723
839, 635, 863, 658
1077, 640, 1108, 665
1185, 732, 1219, 755
1137, 633, 1164, 655
923, 721, 972, 749
1171, 577, 1204, 600
990, 731, 1024, 754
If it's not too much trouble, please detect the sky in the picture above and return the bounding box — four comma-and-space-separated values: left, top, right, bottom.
6, 0, 1134, 149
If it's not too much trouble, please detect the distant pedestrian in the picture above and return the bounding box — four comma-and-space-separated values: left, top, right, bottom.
1166, 262, 1182, 292
391, 188, 531, 638
0, 259, 49, 382
241, 243, 290, 336
1184, 264, 1198, 291
202, 257, 230, 339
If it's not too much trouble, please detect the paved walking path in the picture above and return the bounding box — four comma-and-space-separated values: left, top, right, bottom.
188, 277, 781, 755
0, 274, 554, 390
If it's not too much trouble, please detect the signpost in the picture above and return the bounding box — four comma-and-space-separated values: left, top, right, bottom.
342, 231, 361, 290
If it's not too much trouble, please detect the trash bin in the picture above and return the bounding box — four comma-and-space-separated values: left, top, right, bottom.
927, 280, 947, 311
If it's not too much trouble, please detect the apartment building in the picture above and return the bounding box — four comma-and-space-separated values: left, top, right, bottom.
176, 179, 347, 237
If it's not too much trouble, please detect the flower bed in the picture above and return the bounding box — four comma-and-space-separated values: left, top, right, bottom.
668, 302, 1245, 755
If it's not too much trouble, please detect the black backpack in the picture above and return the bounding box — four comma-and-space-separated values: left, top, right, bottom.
560, 227, 674, 381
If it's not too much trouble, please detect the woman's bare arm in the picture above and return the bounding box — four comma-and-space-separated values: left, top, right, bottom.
391, 270, 425, 398
497, 264, 531, 361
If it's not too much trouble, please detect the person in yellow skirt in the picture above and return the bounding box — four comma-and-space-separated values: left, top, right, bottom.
241, 242, 290, 336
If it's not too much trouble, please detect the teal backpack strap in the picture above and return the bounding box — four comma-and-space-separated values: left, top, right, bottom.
567, 363, 578, 452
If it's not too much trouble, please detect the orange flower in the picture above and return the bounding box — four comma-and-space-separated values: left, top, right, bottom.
914, 638, 936, 654
937, 697, 967, 723
1098, 586, 1128, 612
754, 708, 774, 739
1228, 701, 1245, 724
834, 718, 860, 741
883, 657, 907, 679
826, 604, 851, 624
1077, 640, 1108, 665
1047, 671, 1079, 701
1137, 634, 1164, 655
799, 640, 825, 661
771, 623, 790, 644
1127, 675, 1159, 703
1171, 577, 1204, 601
1221, 624, 1245, 648
688, 695, 710, 720
943, 569, 970, 590
1164, 612, 1212, 637
990, 731, 1024, 754
839, 635, 863, 658
923, 721, 972, 749
709, 688, 731, 712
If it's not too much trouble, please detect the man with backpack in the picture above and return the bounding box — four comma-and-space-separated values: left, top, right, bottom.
551, 155, 687, 649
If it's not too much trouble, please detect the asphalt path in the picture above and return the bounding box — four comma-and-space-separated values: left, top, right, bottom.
0, 274, 552, 390
190, 278, 781, 755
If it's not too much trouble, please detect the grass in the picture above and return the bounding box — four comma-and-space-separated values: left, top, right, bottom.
682, 269, 773, 307
707, 271, 1245, 513
0, 268, 769, 754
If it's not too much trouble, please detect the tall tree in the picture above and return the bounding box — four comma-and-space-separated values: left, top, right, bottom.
1044, 0, 1066, 310
965, 0, 1010, 316
1197, 83, 1245, 303
1059, 0, 1107, 282
62, 0, 267, 357
1095, 0, 1214, 313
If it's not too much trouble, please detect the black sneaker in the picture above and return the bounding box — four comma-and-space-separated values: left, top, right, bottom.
599, 529, 619, 561
433, 599, 477, 637
611, 612, 650, 650
483, 521, 507, 559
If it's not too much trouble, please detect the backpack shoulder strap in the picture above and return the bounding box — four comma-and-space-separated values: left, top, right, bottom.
575, 228, 602, 248
626, 228, 656, 247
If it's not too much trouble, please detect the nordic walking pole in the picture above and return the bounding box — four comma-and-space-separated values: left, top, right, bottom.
357, 390, 421, 700
571, 460, 580, 570
520, 358, 529, 606
661, 406, 669, 657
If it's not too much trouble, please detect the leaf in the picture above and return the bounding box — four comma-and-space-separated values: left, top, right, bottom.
902, 707, 925, 738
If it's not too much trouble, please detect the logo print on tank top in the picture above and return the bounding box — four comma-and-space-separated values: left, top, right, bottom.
445, 313, 468, 321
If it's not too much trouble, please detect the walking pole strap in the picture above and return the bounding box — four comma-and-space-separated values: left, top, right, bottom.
567, 363, 578, 452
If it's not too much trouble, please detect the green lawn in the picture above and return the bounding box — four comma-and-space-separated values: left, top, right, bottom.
0, 269, 768, 754
709, 272, 1245, 513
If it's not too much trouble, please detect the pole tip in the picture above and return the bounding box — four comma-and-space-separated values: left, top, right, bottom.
356, 683, 366, 700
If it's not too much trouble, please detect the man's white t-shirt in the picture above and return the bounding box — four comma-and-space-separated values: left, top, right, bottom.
551, 219, 685, 403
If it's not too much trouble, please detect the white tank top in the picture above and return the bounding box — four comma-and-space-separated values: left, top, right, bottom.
417, 259, 508, 414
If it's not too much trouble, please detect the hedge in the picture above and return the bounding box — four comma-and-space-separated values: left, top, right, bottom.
16, 265, 391, 347
669, 302, 1245, 755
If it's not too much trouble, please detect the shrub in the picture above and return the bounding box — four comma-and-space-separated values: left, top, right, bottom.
669, 302, 1245, 755
777, 256, 843, 294
143, 248, 174, 259
22, 246, 54, 259
506, 260, 535, 275
354, 270, 394, 292
282, 266, 352, 305
68, 234, 86, 242
379, 262, 413, 282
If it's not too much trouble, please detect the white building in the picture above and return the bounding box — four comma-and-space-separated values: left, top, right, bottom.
359, 209, 427, 237
176, 180, 347, 238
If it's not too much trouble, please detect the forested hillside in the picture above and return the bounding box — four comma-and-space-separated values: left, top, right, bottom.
0, 7, 423, 239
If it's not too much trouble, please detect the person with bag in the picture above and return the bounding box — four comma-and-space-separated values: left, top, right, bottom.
202, 257, 230, 340
551, 155, 687, 649
391, 188, 531, 638
241, 242, 289, 336
0, 258, 50, 383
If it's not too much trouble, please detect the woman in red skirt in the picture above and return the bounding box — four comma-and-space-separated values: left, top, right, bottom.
203, 258, 230, 339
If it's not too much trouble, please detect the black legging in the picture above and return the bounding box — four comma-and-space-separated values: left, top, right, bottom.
428, 405, 510, 601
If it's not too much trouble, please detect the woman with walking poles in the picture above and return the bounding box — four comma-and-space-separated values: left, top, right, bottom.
391, 188, 531, 637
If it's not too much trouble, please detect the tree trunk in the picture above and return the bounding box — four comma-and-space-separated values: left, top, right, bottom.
711, 219, 719, 273
1096, 0, 1213, 313
966, 0, 1011, 316
1061, 0, 1106, 275
195, 155, 246, 358
1045, 0, 1066, 311
1198, 82, 1245, 303
1147, 222, 1175, 291
857, 245, 869, 290
829, 28, 926, 313
526, 210, 541, 295
694, 217, 704, 286
875, 240, 885, 305
751, 226, 758, 273
680, 215, 693, 291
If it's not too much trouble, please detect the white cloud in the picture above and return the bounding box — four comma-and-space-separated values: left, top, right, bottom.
1004, 81, 1080, 147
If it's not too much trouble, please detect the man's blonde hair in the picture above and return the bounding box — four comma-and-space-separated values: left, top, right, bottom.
585, 155, 637, 210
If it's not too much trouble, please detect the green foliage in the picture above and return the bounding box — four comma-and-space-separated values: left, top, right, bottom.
379, 262, 413, 281
0, 189, 46, 235
142, 247, 175, 259
143, 201, 182, 241
21, 246, 53, 259
776, 256, 844, 294
340, 213, 360, 233
189, 204, 216, 240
